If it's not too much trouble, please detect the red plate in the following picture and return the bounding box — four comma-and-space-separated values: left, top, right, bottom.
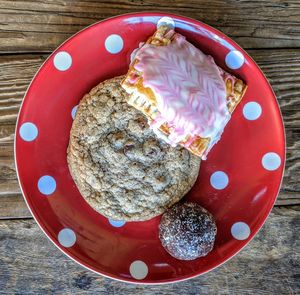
15, 13, 285, 284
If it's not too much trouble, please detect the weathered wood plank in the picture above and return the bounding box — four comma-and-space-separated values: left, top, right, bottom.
0, 0, 300, 53
0, 49, 299, 218
0, 206, 298, 294
0, 194, 30, 219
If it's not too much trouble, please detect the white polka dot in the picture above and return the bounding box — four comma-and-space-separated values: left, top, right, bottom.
19, 122, 38, 141
105, 34, 124, 54
225, 50, 245, 69
210, 171, 229, 190
243, 102, 262, 120
71, 105, 78, 120
58, 228, 76, 247
38, 175, 56, 195
53, 51, 72, 71
157, 17, 175, 29
262, 152, 281, 171
231, 222, 251, 240
129, 260, 148, 280
109, 219, 126, 227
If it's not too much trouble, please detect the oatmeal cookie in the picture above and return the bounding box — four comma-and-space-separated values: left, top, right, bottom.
67, 76, 200, 221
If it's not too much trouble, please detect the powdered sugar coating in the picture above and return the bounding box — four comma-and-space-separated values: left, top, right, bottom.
159, 202, 217, 260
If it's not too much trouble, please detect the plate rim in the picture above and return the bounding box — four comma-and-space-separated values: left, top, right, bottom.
14, 11, 286, 284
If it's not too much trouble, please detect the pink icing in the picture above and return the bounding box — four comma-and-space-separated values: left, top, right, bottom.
133, 31, 230, 156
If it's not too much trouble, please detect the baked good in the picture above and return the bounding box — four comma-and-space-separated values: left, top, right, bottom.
121, 26, 247, 159
67, 76, 201, 221
159, 202, 217, 260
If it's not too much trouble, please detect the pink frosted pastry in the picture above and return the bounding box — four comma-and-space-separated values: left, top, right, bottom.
121, 26, 247, 159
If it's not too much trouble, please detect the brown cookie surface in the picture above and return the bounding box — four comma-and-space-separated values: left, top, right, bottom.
67, 76, 201, 221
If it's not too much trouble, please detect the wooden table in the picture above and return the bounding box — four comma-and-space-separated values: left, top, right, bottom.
0, 1, 299, 294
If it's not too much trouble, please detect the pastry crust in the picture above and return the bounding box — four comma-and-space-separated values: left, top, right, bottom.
121, 26, 247, 158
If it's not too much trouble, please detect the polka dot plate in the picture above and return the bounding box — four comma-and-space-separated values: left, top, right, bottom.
15, 13, 285, 284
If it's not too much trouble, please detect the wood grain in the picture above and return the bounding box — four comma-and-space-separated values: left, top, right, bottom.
0, 1, 299, 293
0, 49, 299, 218
1, 0, 300, 53
0, 206, 298, 294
